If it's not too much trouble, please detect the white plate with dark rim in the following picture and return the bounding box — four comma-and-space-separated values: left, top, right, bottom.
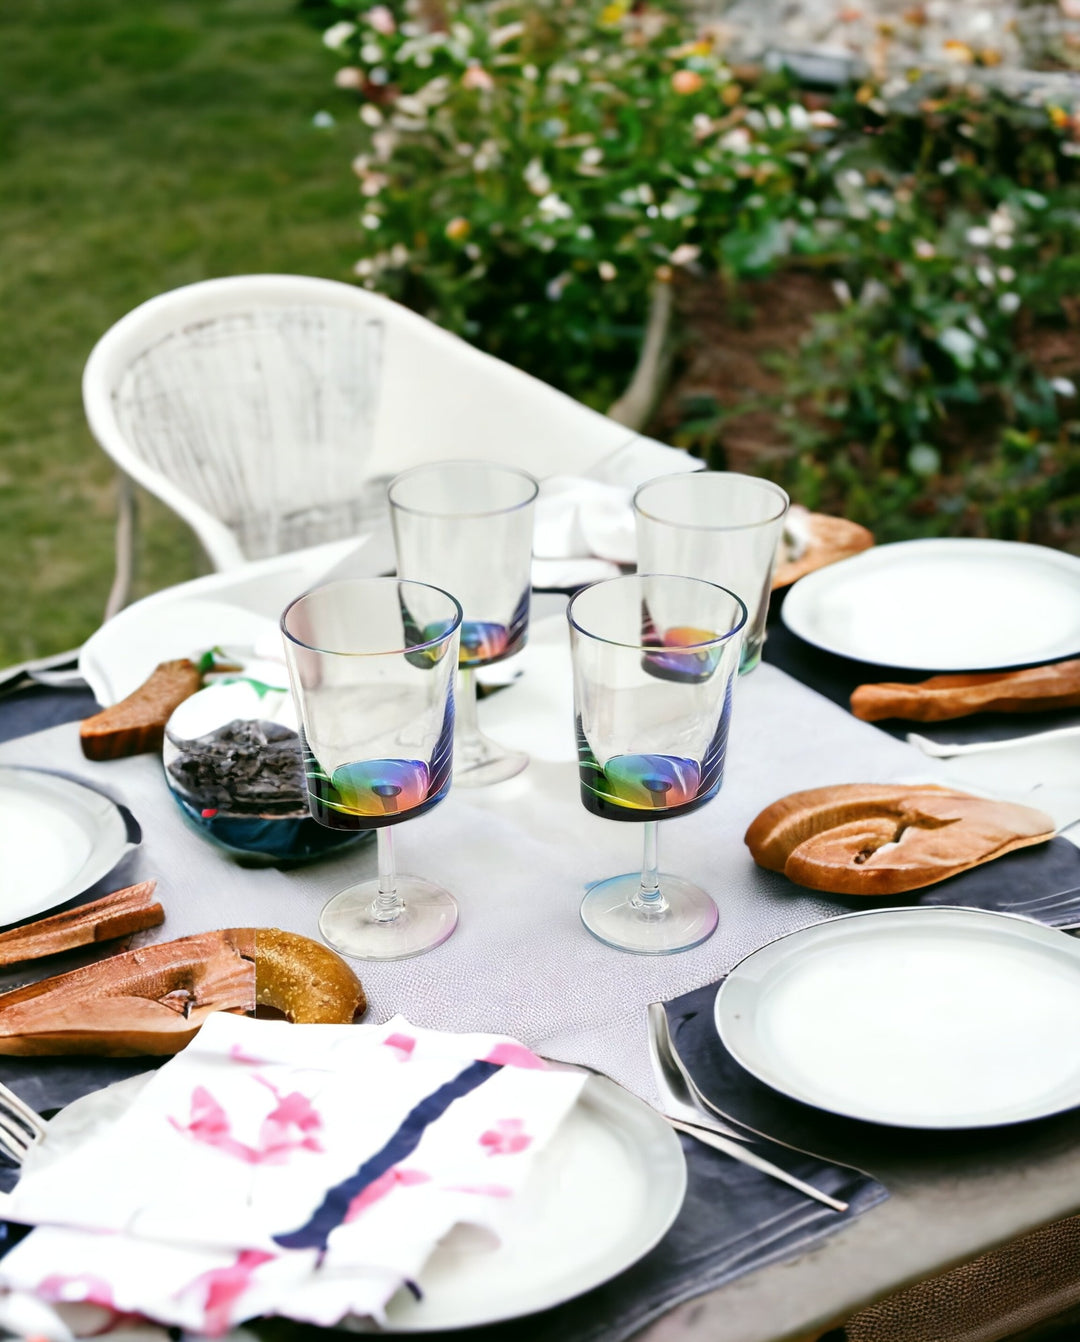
0, 767, 140, 926
715, 907, 1080, 1130
34, 1067, 685, 1333
780, 537, 1080, 671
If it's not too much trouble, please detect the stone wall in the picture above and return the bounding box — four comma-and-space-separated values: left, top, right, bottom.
705, 0, 1080, 82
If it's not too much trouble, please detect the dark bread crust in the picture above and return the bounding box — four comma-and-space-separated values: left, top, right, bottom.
80, 659, 202, 760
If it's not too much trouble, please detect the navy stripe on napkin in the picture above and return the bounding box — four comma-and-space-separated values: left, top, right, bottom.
273, 1059, 500, 1252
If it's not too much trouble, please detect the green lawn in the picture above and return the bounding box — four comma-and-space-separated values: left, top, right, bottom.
0, 0, 361, 663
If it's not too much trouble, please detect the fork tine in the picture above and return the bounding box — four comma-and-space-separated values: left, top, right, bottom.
0, 1079, 47, 1142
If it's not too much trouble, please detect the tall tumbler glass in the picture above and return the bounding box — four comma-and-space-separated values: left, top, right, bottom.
389, 460, 539, 787
569, 573, 746, 954
281, 577, 461, 960
633, 472, 789, 674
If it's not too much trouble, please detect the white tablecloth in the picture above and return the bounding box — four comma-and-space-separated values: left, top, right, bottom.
0, 615, 955, 1101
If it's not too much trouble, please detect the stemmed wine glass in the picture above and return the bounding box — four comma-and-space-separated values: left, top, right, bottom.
568, 573, 746, 954
388, 460, 539, 787
280, 577, 462, 960
633, 472, 788, 674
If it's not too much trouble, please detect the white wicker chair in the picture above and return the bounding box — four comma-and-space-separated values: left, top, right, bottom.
83, 274, 680, 618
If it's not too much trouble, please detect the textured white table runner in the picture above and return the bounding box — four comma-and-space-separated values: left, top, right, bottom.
0, 620, 946, 1100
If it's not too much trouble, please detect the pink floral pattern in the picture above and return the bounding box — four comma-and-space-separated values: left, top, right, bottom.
344, 1166, 430, 1221
384, 1032, 416, 1061
187, 1250, 274, 1336
479, 1118, 532, 1156
170, 1077, 323, 1165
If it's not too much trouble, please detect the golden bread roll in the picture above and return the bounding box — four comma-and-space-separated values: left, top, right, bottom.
0, 926, 365, 1056
745, 783, 1054, 895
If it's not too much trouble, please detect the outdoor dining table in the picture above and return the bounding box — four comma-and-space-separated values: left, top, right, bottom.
0, 547, 1079, 1342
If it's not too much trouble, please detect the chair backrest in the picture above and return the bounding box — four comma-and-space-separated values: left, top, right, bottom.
83, 275, 640, 570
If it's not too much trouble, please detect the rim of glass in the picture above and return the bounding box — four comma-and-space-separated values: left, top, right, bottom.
387, 459, 540, 520
567, 572, 748, 651
281, 577, 463, 657
633, 471, 790, 532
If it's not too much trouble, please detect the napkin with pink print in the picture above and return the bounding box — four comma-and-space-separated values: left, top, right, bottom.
0, 1013, 587, 1335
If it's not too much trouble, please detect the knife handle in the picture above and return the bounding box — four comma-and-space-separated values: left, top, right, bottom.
666, 1117, 849, 1213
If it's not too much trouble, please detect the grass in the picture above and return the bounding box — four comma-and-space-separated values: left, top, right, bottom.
0, 0, 363, 663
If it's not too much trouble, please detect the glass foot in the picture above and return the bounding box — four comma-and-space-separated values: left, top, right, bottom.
580, 873, 718, 955
453, 729, 529, 788
318, 876, 458, 960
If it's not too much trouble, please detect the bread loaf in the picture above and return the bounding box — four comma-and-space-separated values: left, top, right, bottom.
80, 659, 202, 760
772, 510, 874, 590
745, 783, 1054, 895
850, 659, 1080, 723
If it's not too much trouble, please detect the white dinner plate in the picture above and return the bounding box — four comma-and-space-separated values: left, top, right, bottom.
781, 538, 1080, 671
380, 1070, 685, 1330
0, 768, 139, 926
32, 1068, 685, 1333
715, 907, 1080, 1129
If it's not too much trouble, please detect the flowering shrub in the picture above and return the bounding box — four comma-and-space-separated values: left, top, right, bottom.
321, 0, 1080, 543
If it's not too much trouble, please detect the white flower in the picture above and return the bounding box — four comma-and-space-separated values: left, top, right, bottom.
787, 103, 810, 131
1064, 141, 1080, 157
999, 292, 1021, 314
765, 105, 785, 130
720, 127, 752, 153
360, 172, 388, 196
860, 279, 889, 307
1052, 377, 1077, 396
966, 226, 993, 247
914, 239, 936, 259
523, 158, 552, 196
395, 96, 427, 117
581, 146, 604, 166
975, 265, 995, 286
808, 110, 839, 129
908, 444, 941, 477
940, 327, 978, 367
967, 315, 988, 339
598, 260, 617, 281
390, 243, 409, 266
576, 224, 595, 240
490, 21, 525, 47
354, 258, 376, 277
360, 104, 384, 127
546, 272, 572, 300
989, 205, 1014, 242
323, 20, 356, 49
360, 42, 382, 63
831, 279, 853, 307
538, 192, 574, 221
938, 159, 958, 176
670, 243, 701, 266
997, 266, 1016, 283
367, 7, 396, 36
335, 67, 365, 89
841, 169, 864, 189
522, 63, 539, 81
312, 110, 335, 128
415, 50, 433, 68
361, 212, 381, 230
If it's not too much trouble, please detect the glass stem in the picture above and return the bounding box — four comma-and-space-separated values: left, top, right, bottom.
456, 665, 481, 751
373, 826, 404, 921
633, 821, 668, 913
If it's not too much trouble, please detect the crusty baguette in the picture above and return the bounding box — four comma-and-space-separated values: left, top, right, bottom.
745, 783, 1054, 896
850, 659, 1080, 723
772, 511, 874, 590
80, 659, 201, 760
0, 881, 163, 967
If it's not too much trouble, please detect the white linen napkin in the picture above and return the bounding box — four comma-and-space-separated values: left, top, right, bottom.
0, 1013, 586, 1335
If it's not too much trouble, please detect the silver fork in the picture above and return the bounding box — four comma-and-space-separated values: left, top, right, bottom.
0, 1079, 47, 1165
647, 1002, 849, 1213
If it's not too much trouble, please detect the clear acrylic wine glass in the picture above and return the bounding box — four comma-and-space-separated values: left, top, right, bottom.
280, 577, 462, 960
388, 460, 539, 787
633, 472, 789, 674
568, 573, 746, 954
